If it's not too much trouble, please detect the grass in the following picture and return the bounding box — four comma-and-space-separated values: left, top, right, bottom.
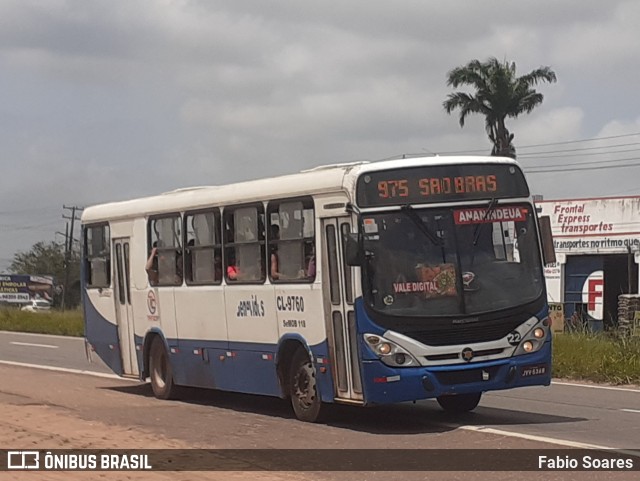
1, 308, 639, 385
552, 331, 640, 385
0, 308, 84, 337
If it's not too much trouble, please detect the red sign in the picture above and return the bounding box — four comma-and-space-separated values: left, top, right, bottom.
454, 206, 527, 225
582, 271, 604, 320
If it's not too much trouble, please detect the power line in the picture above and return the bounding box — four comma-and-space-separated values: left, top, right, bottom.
517, 131, 640, 150
0, 220, 61, 231
517, 142, 640, 158
0, 206, 59, 216
524, 155, 640, 170
525, 160, 640, 174
519, 147, 640, 160
438, 131, 640, 155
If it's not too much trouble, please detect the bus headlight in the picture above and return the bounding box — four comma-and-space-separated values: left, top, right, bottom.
513, 320, 549, 356
364, 334, 419, 367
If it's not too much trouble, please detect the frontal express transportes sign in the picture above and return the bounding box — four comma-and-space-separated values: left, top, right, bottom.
536, 196, 640, 254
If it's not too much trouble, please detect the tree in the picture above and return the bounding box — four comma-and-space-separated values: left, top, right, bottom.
443, 57, 557, 158
9, 241, 81, 308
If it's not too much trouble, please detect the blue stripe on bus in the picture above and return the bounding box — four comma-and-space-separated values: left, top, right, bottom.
83, 297, 334, 402
83, 294, 123, 376
165, 336, 332, 400
85, 293, 551, 406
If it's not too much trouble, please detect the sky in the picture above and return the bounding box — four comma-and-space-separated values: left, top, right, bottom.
2, 0, 640, 272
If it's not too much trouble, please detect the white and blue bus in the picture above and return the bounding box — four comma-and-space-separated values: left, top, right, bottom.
82, 156, 555, 422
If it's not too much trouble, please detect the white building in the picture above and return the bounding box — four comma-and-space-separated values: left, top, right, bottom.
536, 196, 640, 330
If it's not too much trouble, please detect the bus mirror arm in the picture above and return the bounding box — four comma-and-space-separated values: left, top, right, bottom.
346, 202, 360, 215
345, 233, 362, 266
538, 215, 556, 266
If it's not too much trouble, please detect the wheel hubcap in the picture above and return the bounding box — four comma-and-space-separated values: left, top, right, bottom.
294, 362, 316, 408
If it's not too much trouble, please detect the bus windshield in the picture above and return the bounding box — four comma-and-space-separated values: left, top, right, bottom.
361, 202, 544, 317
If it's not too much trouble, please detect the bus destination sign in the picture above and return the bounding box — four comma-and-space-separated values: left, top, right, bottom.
356, 163, 529, 207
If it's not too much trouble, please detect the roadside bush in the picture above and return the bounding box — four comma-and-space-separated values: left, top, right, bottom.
552, 332, 640, 384
1, 307, 639, 385
0, 308, 84, 337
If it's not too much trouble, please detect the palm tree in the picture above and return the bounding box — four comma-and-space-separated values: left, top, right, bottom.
443, 57, 557, 158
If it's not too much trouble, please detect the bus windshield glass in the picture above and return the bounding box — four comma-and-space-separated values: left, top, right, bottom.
362, 202, 544, 317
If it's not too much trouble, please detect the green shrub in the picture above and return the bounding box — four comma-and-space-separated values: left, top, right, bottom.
0, 308, 84, 337
552, 332, 640, 384
1, 308, 639, 385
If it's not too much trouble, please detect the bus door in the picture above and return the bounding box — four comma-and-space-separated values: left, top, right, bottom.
322, 218, 363, 402
112, 238, 138, 376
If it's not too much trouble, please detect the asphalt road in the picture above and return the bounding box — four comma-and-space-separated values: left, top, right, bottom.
1, 330, 639, 453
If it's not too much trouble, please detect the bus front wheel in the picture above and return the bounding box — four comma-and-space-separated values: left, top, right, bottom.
289, 348, 322, 422
149, 337, 177, 400
436, 392, 481, 413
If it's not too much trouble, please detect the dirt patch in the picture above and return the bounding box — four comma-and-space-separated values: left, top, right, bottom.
0, 403, 305, 481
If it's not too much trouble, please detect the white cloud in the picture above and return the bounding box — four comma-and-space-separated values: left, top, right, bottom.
516, 107, 585, 149
1, 0, 640, 269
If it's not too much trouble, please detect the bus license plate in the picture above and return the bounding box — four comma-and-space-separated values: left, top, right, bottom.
521, 365, 547, 377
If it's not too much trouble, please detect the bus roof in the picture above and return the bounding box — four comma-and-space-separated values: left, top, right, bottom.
82, 155, 519, 223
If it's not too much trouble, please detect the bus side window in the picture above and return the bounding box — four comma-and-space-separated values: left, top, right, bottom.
185, 210, 222, 285
224, 204, 265, 283
148, 215, 183, 286
85, 224, 111, 288
267, 197, 315, 282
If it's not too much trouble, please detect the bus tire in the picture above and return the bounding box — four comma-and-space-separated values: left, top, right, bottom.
436, 392, 481, 413
149, 337, 177, 400
289, 348, 322, 422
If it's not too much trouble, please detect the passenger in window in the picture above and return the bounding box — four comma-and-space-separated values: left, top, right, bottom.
227, 264, 239, 280
175, 249, 184, 285
145, 242, 159, 286
227, 251, 239, 280
305, 244, 316, 278
184, 239, 195, 282
214, 252, 223, 281
270, 225, 282, 280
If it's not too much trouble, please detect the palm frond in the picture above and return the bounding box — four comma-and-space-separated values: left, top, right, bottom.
518, 66, 557, 87
443, 56, 557, 156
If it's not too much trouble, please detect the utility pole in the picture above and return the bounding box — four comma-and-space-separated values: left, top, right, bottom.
56, 223, 70, 249
61, 205, 83, 311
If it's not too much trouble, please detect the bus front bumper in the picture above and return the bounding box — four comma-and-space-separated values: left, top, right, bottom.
360, 340, 551, 405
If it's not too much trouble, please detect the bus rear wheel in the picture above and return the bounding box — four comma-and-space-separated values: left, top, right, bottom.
289, 348, 322, 422
436, 392, 481, 413
149, 337, 177, 400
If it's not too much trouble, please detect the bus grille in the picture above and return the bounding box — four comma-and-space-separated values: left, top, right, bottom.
425, 348, 504, 362
405, 318, 524, 347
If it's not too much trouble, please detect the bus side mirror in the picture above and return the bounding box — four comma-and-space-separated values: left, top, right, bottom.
538, 215, 556, 265
344, 233, 362, 266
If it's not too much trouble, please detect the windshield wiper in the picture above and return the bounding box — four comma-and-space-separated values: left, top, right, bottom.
400, 205, 442, 246
472, 198, 498, 246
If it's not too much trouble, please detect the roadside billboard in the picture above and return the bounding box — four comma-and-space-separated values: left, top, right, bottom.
0, 275, 54, 304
